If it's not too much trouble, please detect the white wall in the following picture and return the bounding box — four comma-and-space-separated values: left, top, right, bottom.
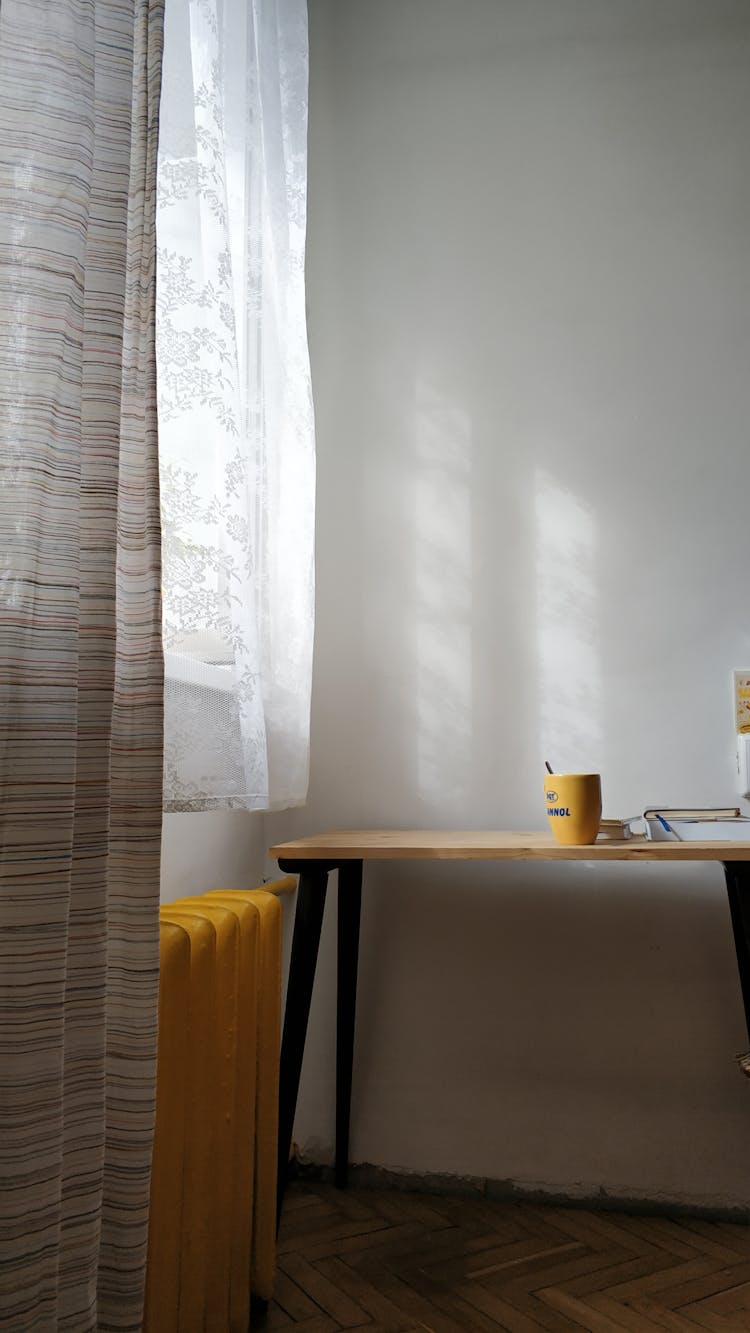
160, 813, 269, 902
274, 0, 750, 1209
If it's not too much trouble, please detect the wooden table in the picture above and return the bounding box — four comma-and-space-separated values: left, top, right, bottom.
270, 832, 750, 1219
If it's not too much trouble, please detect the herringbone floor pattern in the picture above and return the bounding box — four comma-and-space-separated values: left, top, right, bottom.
263, 1183, 750, 1333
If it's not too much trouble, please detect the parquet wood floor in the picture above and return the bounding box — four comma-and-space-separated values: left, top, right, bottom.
263, 1183, 750, 1333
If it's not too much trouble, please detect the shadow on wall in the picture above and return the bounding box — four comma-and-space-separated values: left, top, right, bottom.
415, 380, 473, 807
411, 378, 604, 820
534, 465, 602, 773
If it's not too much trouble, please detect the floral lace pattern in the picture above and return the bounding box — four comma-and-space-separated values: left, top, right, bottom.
157, 0, 314, 811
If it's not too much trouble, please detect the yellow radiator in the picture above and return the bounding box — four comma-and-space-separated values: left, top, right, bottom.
144, 880, 291, 1333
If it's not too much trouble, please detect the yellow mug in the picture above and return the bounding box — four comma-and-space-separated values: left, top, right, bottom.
544, 773, 602, 845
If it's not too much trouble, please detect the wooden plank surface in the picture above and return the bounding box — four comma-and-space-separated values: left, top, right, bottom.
269, 1182, 750, 1333
270, 830, 750, 862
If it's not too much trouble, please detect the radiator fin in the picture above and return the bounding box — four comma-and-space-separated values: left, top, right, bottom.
145, 883, 285, 1331
207, 887, 282, 1301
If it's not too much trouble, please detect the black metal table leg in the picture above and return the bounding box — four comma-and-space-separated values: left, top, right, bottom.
336, 860, 363, 1189
276, 862, 331, 1225
723, 862, 750, 1059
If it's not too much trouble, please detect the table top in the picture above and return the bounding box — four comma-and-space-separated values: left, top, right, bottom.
270, 830, 750, 862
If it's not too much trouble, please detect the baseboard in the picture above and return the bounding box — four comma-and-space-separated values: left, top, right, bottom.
290, 1156, 750, 1224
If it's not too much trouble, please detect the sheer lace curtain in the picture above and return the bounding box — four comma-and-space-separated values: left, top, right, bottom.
157, 0, 315, 812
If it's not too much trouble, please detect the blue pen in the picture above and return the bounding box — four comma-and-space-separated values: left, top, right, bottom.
656, 814, 681, 841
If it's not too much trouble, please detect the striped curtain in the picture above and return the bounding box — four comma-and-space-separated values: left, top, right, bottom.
0, 2, 164, 1329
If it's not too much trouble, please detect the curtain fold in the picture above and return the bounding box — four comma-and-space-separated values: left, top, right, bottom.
0, 1, 165, 1328
157, 0, 315, 812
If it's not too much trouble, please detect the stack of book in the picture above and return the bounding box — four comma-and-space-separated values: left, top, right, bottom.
597, 817, 644, 841
644, 806, 740, 822
643, 807, 750, 842
594, 810, 750, 841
